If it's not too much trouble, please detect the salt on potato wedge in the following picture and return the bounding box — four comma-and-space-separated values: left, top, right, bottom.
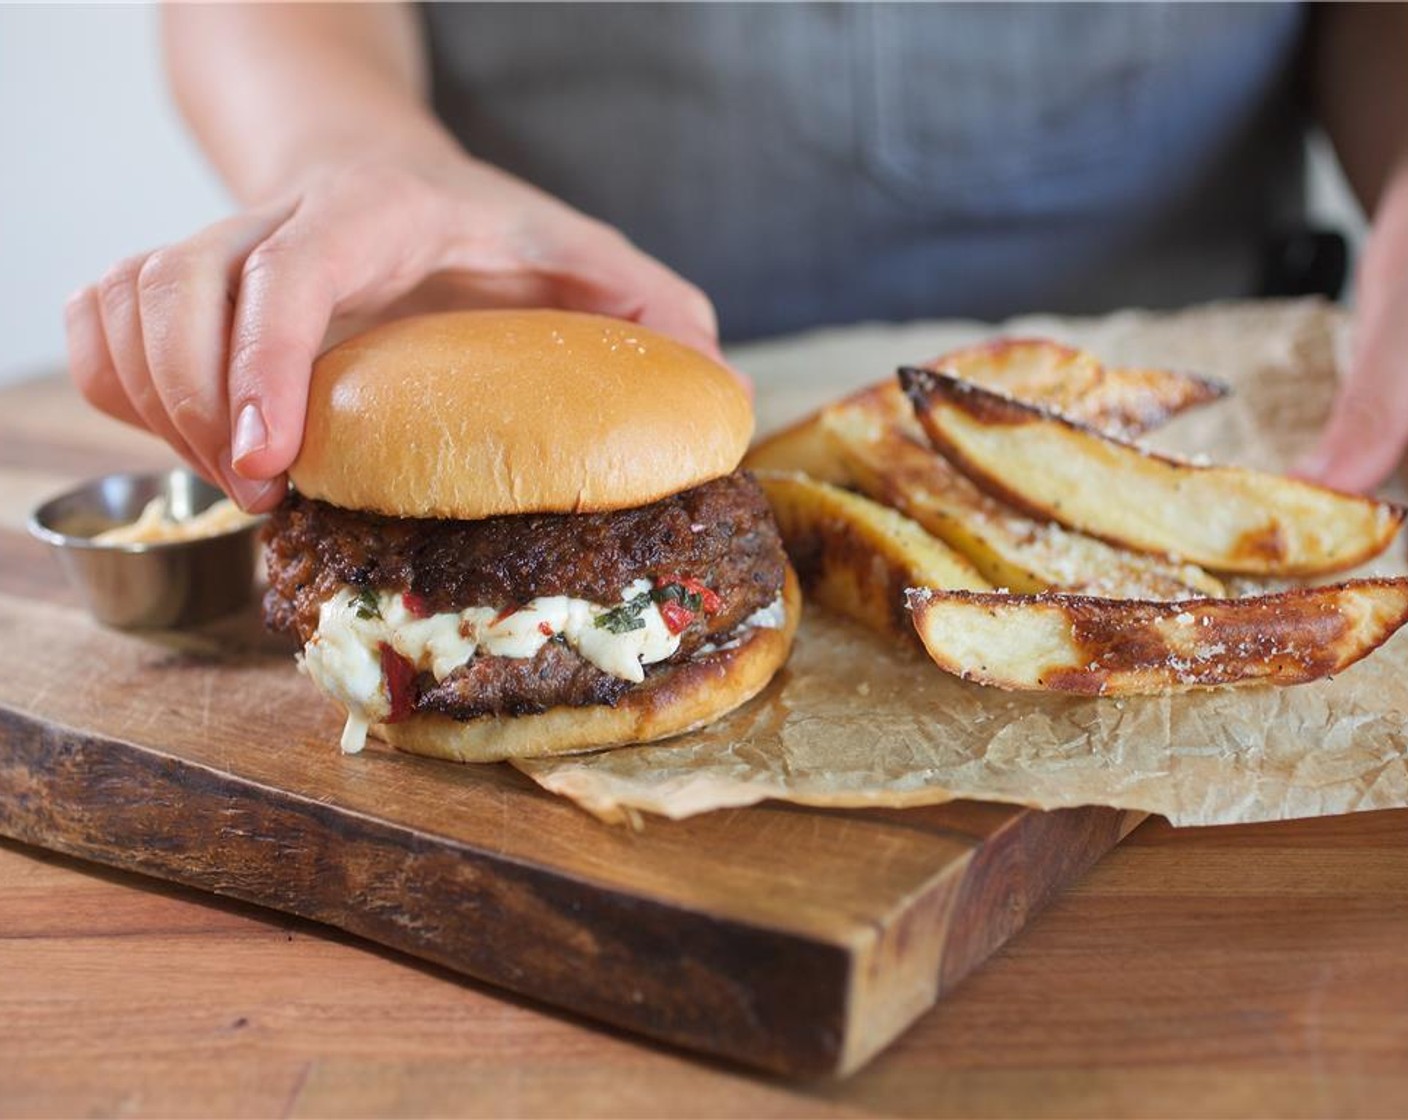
756, 471, 988, 641
907, 579, 1408, 695
924, 338, 1227, 439
743, 342, 1225, 477
821, 396, 1226, 600
901, 367, 1406, 577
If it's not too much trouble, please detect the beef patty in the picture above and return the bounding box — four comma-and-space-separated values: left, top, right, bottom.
263, 470, 787, 719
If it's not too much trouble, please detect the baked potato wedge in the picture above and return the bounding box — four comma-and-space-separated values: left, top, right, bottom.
821, 396, 1226, 600
923, 338, 1227, 439
744, 339, 1226, 476
901, 367, 1406, 577
907, 579, 1408, 695
756, 471, 988, 641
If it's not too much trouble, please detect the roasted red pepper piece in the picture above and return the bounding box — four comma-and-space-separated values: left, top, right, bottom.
379, 642, 417, 723
657, 575, 722, 616
687, 580, 723, 615
658, 600, 696, 635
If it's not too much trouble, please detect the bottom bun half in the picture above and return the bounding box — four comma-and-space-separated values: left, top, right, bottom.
369, 565, 800, 763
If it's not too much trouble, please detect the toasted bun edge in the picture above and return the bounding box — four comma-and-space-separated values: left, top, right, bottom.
369, 565, 800, 763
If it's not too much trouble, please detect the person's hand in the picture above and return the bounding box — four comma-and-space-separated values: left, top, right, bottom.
65, 157, 726, 512
1297, 174, 1408, 494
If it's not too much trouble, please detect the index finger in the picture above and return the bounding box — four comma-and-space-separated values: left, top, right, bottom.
226, 190, 447, 492
225, 238, 337, 491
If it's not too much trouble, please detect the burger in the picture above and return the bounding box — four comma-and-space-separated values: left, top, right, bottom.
262, 309, 800, 762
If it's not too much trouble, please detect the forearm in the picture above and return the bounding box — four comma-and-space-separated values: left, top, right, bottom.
162, 3, 460, 204
1313, 3, 1408, 217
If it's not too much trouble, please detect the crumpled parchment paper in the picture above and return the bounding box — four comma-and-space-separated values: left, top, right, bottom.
516, 300, 1408, 827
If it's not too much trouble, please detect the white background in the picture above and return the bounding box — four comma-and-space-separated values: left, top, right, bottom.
0, 4, 1368, 389
0, 5, 230, 387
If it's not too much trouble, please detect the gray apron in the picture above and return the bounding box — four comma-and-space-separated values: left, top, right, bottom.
424, 2, 1308, 341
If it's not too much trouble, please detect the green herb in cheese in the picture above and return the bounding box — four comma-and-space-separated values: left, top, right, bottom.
594, 591, 652, 634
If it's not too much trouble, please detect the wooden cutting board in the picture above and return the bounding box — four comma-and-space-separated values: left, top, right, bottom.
0, 377, 1138, 1078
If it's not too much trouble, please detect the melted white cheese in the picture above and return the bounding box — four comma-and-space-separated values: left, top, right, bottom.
306, 582, 694, 753
300, 593, 390, 754
742, 596, 789, 631
304, 583, 789, 755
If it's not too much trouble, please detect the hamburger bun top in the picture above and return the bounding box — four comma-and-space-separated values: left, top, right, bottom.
291, 309, 753, 519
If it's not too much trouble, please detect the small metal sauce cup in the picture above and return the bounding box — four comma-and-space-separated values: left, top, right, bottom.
27, 469, 262, 629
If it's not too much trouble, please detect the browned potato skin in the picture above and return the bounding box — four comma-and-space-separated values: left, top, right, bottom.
744, 342, 1227, 477
922, 338, 1228, 439
907, 579, 1408, 695
757, 472, 988, 642
822, 397, 1226, 600
751, 371, 1226, 599
901, 366, 1406, 577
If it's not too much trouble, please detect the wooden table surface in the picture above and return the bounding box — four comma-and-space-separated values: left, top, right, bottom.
3, 360, 1408, 1118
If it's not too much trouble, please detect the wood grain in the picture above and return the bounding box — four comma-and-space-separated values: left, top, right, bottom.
0, 577, 1133, 1077
5, 808, 1408, 1119
6, 301, 1408, 1119
0, 375, 1135, 1078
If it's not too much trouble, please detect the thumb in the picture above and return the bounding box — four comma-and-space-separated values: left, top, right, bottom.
1296, 331, 1408, 493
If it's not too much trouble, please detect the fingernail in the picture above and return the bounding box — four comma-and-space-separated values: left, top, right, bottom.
239, 478, 282, 511
218, 465, 280, 512
232, 402, 268, 466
